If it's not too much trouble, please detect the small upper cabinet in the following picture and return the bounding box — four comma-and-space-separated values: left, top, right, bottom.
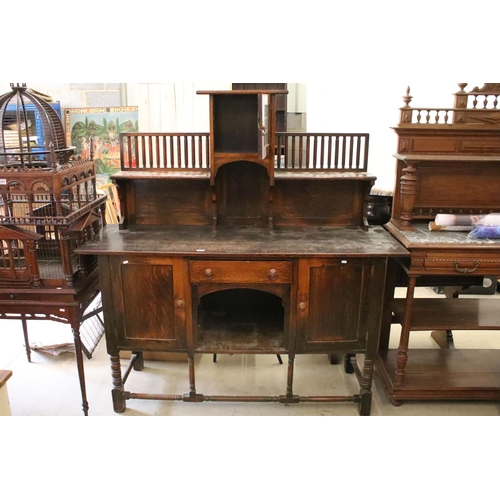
212, 93, 259, 154
197, 90, 287, 182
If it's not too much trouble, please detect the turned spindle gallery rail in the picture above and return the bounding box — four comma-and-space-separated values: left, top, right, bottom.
399, 84, 500, 126
119, 132, 369, 171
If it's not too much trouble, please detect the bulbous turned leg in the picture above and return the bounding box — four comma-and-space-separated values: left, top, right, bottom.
358, 358, 375, 415
110, 354, 126, 413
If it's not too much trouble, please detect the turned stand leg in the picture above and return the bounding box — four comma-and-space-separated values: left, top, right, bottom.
72, 326, 89, 416
394, 277, 416, 386
21, 316, 31, 363
110, 354, 126, 413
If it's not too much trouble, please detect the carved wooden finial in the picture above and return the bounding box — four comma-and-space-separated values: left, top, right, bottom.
49, 142, 58, 171
457, 83, 467, 93
402, 87, 413, 107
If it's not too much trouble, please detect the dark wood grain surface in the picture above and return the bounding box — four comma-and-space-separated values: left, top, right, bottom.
76, 224, 408, 257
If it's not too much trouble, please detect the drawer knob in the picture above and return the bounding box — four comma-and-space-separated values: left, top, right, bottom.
205, 268, 213, 279
269, 268, 278, 281
455, 261, 479, 274
299, 301, 306, 310
176, 298, 185, 311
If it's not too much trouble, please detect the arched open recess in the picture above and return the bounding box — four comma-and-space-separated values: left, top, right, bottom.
215, 161, 270, 227
195, 286, 287, 352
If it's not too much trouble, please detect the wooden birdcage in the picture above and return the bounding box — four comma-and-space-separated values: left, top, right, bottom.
0, 83, 107, 415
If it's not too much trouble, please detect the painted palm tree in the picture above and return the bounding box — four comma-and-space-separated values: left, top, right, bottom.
70, 116, 138, 169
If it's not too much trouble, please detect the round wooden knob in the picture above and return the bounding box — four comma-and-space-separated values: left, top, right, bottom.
299, 302, 306, 310
269, 268, 278, 281
205, 268, 213, 279
176, 298, 185, 310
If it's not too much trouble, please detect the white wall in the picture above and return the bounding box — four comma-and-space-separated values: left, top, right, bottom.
0, 83, 124, 108
128, 83, 307, 130
132, 83, 231, 132
306, 81, 487, 192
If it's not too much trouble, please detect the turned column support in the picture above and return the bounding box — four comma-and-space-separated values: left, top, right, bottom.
58, 226, 74, 287
26, 239, 41, 287
399, 160, 418, 229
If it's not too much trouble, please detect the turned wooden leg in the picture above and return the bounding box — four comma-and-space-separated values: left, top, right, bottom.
394, 277, 416, 386
188, 354, 196, 397
286, 355, 295, 398
21, 316, 31, 363
72, 326, 89, 416
358, 358, 375, 416
110, 354, 126, 413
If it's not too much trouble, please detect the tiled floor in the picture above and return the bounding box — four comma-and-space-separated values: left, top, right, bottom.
1, 287, 500, 417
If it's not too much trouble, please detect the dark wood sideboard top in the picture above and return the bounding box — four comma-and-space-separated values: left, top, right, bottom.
77, 224, 408, 258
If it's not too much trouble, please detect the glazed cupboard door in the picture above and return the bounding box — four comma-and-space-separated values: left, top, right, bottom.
99, 255, 188, 352
296, 258, 384, 353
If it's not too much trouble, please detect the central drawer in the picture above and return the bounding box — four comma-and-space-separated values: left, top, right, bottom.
189, 260, 293, 284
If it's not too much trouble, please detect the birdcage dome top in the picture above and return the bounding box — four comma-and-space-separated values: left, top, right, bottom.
0, 83, 75, 167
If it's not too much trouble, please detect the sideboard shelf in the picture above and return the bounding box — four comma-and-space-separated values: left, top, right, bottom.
390, 298, 500, 331
377, 349, 500, 402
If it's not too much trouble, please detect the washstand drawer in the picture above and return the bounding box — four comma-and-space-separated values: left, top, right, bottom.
189, 260, 293, 284
418, 251, 500, 275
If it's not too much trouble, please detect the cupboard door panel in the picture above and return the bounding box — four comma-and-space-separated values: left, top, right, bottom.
104, 256, 187, 350
297, 258, 381, 353
307, 262, 363, 342
121, 263, 176, 341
